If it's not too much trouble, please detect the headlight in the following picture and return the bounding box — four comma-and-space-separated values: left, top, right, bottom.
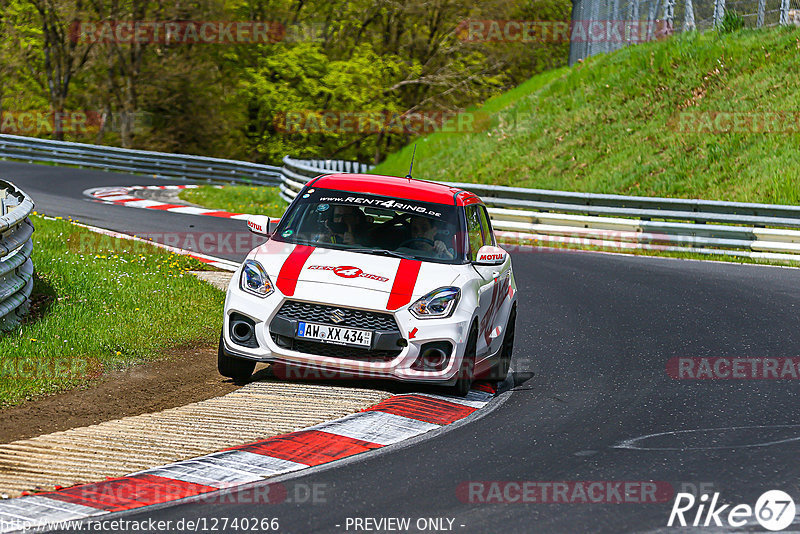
240, 260, 273, 298
409, 287, 460, 319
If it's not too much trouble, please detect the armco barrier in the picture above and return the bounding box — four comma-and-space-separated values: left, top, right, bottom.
281, 156, 800, 261
0, 134, 282, 185
280, 156, 373, 203
3, 131, 800, 263
0, 181, 34, 329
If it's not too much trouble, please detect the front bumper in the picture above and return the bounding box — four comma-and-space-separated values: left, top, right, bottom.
222, 282, 472, 385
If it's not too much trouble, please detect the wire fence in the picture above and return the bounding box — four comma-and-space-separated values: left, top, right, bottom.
569, 0, 800, 64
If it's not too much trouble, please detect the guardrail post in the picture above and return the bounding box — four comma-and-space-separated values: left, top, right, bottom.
713, 0, 726, 26
684, 0, 696, 31
780, 0, 790, 24
664, 0, 675, 32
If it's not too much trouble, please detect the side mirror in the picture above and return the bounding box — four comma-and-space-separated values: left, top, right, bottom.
473, 245, 508, 266
247, 215, 279, 237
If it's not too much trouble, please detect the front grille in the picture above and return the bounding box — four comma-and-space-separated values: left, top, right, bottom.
275, 301, 398, 331
270, 300, 402, 363
271, 335, 400, 362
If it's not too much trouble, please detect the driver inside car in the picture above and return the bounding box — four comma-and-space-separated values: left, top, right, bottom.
404, 215, 455, 259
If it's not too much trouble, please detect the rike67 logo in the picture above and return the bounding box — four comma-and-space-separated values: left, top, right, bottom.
668, 490, 796, 531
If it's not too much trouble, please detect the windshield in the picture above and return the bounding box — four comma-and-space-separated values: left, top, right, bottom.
273, 188, 466, 264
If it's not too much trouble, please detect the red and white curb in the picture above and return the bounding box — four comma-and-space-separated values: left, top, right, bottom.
0, 388, 494, 532
83, 185, 251, 221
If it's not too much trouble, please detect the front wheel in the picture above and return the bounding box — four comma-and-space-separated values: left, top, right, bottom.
452, 325, 478, 397
487, 305, 516, 382
218, 333, 256, 382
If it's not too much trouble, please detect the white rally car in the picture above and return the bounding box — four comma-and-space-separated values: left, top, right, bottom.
219, 173, 517, 395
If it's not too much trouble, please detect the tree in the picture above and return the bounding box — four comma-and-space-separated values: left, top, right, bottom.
234, 0, 570, 163
6, 0, 95, 139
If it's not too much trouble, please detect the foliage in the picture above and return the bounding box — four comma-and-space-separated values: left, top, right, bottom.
719, 10, 745, 33
0, 0, 570, 162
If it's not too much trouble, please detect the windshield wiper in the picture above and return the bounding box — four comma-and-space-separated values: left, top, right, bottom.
347, 248, 417, 260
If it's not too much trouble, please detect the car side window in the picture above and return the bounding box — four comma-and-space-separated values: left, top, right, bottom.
477, 205, 495, 247
465, 205, 485, 261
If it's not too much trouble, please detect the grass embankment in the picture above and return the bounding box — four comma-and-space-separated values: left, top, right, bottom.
0, 216, 224, 407
374, 27, 800, 205
180, 28, 800, 265
179, 185, 287, 217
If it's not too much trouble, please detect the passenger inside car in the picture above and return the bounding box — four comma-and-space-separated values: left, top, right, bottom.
397, 215, 455, 259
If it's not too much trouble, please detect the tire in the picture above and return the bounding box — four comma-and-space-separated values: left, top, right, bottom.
452, 324, 477, 397
487, 305, 516, 382
217, 333, 256, 382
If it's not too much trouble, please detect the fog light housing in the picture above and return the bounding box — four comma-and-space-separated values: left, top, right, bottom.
229, 313, 258, 348
411, 341, 453, 371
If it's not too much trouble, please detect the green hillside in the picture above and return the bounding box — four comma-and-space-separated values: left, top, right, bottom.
373, 27, 800, 205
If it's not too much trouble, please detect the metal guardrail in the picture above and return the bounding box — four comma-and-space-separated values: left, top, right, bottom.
280, 156, 373, 203
0, 134, 282, 186
0, 181, 34, 330
281, 156, 800, 262
1, 132, 799, 263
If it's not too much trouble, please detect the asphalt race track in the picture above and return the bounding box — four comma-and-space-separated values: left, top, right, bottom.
2, 161, 244, 262
8, 162, 800, 533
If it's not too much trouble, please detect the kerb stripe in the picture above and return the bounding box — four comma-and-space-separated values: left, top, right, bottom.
364, 394, 477, 425
42, 474, 215, 512
233, 430, 381, 466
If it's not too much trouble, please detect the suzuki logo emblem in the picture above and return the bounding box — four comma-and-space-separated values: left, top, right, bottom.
329, 309, 346, 324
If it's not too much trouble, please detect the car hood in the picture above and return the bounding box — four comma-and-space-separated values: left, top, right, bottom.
248, 240, 463, 309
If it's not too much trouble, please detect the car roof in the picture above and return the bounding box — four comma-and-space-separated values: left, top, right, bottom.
308, 173, 482, 206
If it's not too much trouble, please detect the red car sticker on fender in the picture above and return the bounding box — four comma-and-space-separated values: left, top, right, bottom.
386, 259, 422, 310
480, 275, 511, 346
276, 245, 315, 296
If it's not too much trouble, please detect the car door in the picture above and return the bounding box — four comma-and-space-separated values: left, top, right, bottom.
477, 204, 511, 355
466, 204, 496, 357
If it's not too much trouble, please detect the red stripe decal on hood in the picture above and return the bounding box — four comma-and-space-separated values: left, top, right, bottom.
386, 259, 422, 310
276, 245, 315, 296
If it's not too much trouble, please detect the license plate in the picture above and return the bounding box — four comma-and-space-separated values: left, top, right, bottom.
297, 321, 372, 347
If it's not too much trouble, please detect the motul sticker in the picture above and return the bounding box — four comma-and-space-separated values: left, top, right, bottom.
479, 253, 504, 262
307, 265, 390, 282
247, 220, 265, 233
